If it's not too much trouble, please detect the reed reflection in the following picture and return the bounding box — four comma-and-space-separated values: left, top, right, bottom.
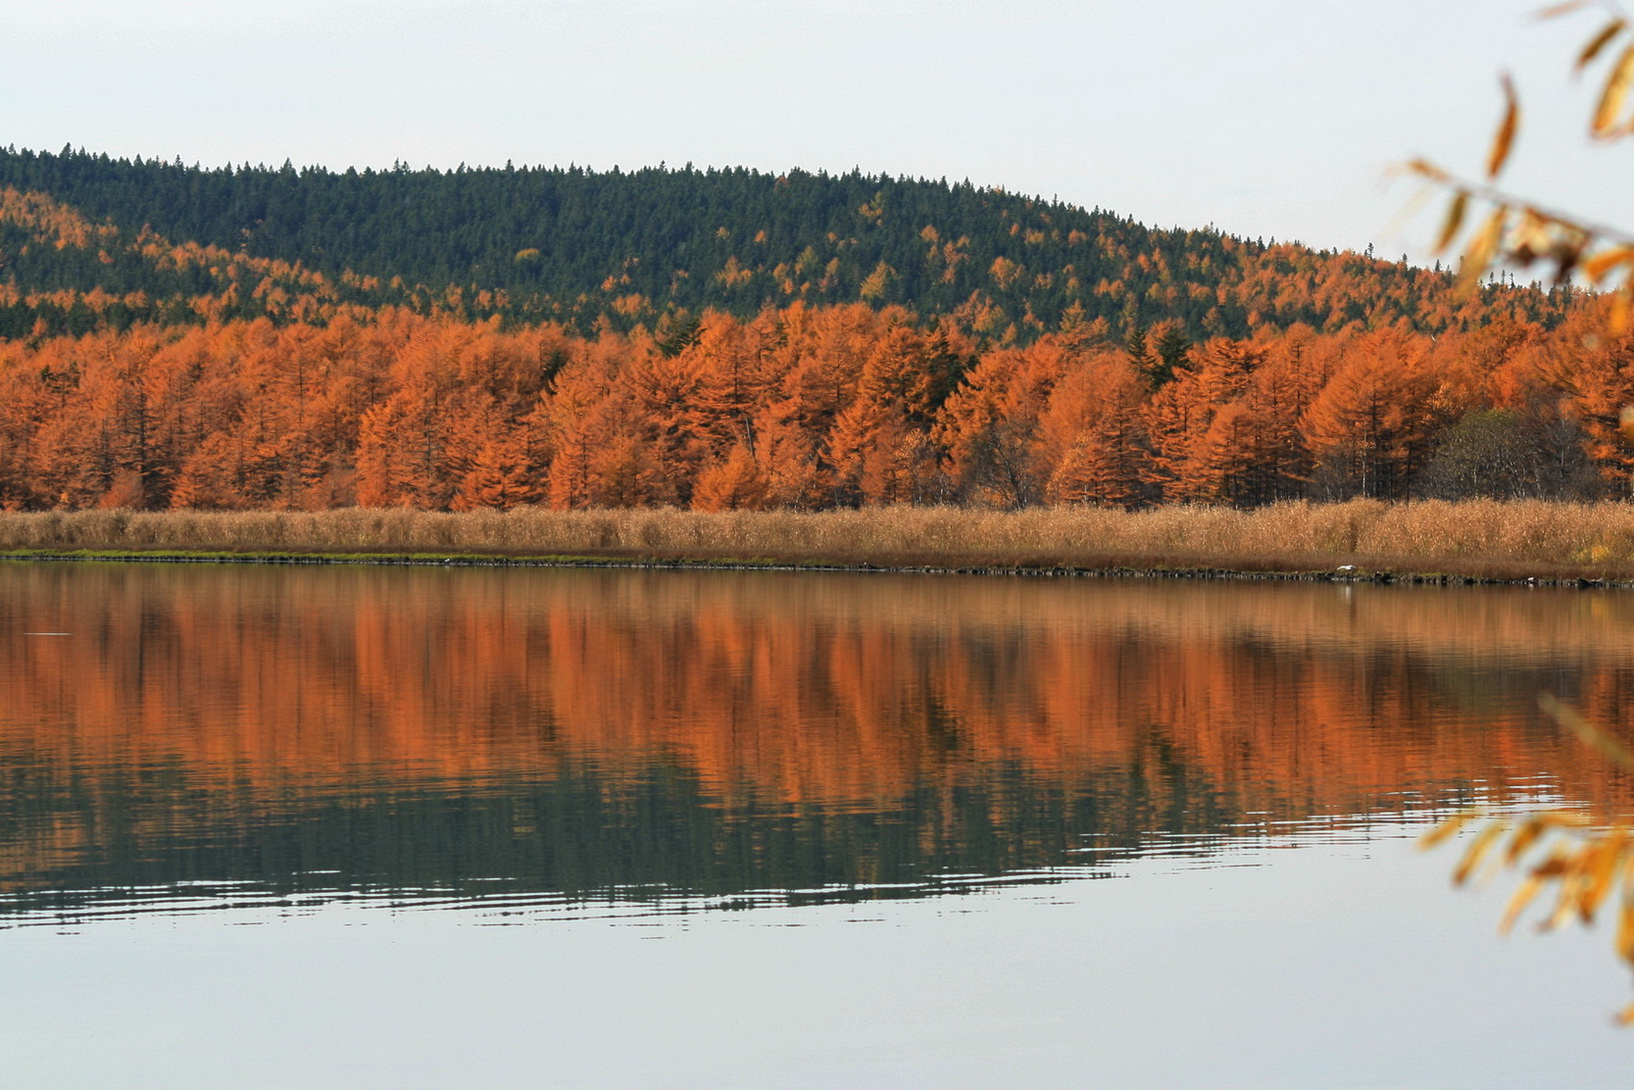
0, 563, 1629, 918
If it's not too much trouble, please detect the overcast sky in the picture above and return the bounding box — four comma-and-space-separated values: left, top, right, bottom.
4, 0, 1626, 259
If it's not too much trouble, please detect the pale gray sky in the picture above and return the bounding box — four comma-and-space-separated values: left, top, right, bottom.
3, 0, 1626, 258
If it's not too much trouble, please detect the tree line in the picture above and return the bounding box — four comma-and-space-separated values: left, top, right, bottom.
0, 300, 1628, 513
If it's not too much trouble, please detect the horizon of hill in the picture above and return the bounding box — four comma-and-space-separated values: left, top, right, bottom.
0, 145, 1577, 343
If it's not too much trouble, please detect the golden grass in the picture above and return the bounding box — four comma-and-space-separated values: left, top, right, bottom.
5, 499, 1634, 579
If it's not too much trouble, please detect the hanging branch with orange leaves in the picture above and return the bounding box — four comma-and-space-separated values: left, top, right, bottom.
1408, 1, 1634, 329
1422, 694, 1634, 1025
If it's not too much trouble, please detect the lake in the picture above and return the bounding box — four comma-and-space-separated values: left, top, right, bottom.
0, 562, 1630, 1088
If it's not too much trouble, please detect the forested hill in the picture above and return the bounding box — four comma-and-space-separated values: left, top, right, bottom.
0, 146, 1573, 341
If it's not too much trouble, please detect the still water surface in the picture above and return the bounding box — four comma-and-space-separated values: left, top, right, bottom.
1, 563, 1631, 1087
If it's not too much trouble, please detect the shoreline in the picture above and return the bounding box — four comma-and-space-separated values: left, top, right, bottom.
1, 545, 1623, 588
6, 501, 1634, 587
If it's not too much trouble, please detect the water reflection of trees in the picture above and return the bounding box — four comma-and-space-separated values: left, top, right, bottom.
0, 757, 1244, 917
0, 564, 1630, 912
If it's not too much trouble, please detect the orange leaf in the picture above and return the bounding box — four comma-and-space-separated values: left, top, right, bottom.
1577, 19, 1627, 70
1536, 0, 1594, 18
1583, 245, 1634, 282
1454, 821, 1509, 886
1402, 158, 1451, 183
1503, 812, 1584, 863
1435, 192, 1469, 253
1533, 857, 1571, 879
1488, 74, 1520, 178
1459, 207, 1508, 289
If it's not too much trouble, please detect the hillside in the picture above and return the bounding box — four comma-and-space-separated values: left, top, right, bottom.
0, 147, 1625, 517
0, 146, 1575, 341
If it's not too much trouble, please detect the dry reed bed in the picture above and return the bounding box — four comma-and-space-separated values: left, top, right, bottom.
2, 500, 1634, 577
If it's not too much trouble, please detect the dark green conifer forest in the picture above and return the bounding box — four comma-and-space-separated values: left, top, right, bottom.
0, 145, 1571, 341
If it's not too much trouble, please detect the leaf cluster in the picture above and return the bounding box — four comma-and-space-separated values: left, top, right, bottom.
1412, 2, 1634, 327
1424, 693, 1634, 1024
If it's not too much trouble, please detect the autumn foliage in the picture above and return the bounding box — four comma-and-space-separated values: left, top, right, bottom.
0, 159, 1624, 513
2, 297, 1633, 513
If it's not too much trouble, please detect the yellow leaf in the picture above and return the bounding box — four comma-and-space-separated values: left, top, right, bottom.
1454, 821, 1509, 886
1435, 192, 1469, 253
1500, 874, 1547, 934
1419, 808, 1481, 850
1592, 44, 1634, 136
1505, 813, 1582, 863
1459, 207, 1508, 290
1488, 74, 1520, 178
1539, 809, 1595, 829
1543, 859, 1592, 931
1583, 245, 1634, 282
1577, 19, 1627, 70
1617, 899, 1634, 966
1617, 998, 1634, 1027
1576, 832, 1627, 921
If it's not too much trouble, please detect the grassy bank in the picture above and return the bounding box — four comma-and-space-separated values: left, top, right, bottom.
3, 500, 1634, 581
